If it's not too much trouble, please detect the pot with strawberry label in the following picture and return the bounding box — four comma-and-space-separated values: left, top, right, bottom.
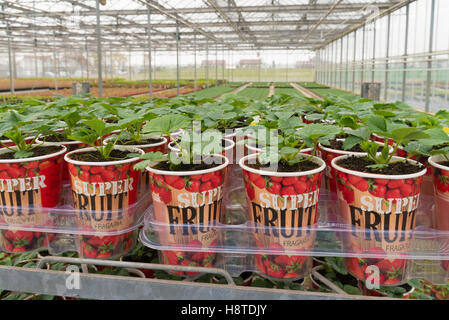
371, 133, 395, 147
35, 136, 86, 186
239, 153, 325, 281
0, 136, 34, 148
318, 140, 390, 198
0, 143, 66, 253
397, 146, 434, 227
79, 229, 138, 259
64, 145, 145, 259
105, 135, 168, 199
144, 154, 229, 276
428, 155, 449, 271
331, 154, 427, 286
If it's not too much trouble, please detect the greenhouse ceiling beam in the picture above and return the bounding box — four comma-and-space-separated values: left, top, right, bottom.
314, 0, 413, 50
205, 0, 247, 43
301, 0, 343, 44
61, 0, 166, 39
137, 0, 229, 49
0, 18, 366, 31
27, 3, 401, 16
60, 0, 165, 45
2, 0, 163, 47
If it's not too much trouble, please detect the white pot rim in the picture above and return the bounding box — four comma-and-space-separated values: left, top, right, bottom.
146, 154, 229, 176
36, 135, 82, 146
247, 143, 313, 154
168, 138, 235, 152
0, 136, 34, 144
0, 143, 67, 163
239, 153, 326, 177
428, 155, 449, 171
104, 135, 167, 149
223, 126, 249, 139
64, 145, 144, 166
331, 154, 427, 179
319, 140, 390, 156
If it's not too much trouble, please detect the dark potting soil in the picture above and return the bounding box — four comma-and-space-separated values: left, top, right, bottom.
0, 145, 64, 160
43, 132, 70, 143
337, 156, 424, 175
328, 139, 382, 153
247, 158, 320, 173
69, 149, 131, 162
438, 161, 449, 168
118, 137, 164, 146
153, 161, 220, 172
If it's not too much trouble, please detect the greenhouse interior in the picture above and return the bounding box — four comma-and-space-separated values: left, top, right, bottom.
0, 0, 449, 301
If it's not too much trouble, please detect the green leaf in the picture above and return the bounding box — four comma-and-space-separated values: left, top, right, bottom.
14, 150, 33, 159
343, 285, 362, 295
366, 115, 387, 133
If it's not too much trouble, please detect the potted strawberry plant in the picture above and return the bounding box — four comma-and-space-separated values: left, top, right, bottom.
136, 115, 229, 277
239, 123, 340, 281
331, 116, 429, 285
103, 107, 169, 198
35, 107, 88, 185
64, 118, 145, 259
0, 110, 67, 253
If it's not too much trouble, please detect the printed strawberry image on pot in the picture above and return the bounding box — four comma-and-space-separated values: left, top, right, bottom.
64, 146, 145, 259
428, 155, 449, 271
397, 146, 434, 227
105, 135, 168, 200
331, 154, 427, 286
318, 141, 390, 198
168, 137, 235, 191
158, 239, 218, 277
145, 154, 229, 277
0, 144, 66, 253
239, 153, 325, 281
35, 136, 87, 186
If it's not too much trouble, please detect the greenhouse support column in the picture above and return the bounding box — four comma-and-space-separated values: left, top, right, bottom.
339, 38, 343, 89
147, 5, 153, 101
206, 39, 209, 88
215, 43, 218, 86
222, 46, 225, 85
7, 27, 14, 94
286, 50, 289, 82
176, 22, 180, 96
352, 31, 356, 93
425, 0, 436, 112
53, 35, 58, 90
401, 4, 410, 102
128, 50, 132, 80
153, 47, 156, 80
384, 13, 391, 101
34, 48, 38, 78
361, 25, 365, 88
85, 38, 89, 80
372, 22, 376, 83
96, 0, 103, 98
194, 34, 197, 92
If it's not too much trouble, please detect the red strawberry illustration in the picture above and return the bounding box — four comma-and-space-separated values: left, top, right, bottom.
159, 188, 172, 204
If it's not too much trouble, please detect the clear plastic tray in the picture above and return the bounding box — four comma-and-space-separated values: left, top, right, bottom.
140, 165, 449, 284
0, 187, 152, 258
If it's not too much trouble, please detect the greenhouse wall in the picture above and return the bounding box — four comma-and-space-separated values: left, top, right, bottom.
316, 0, 449, 113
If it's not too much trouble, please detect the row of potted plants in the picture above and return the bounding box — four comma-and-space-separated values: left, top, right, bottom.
1, 93, 449, 288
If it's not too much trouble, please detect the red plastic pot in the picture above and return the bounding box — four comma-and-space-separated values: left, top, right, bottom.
36, 136, 86, 185
428, 155, 449, 271
0, 143, 67, 253
105, 136, 168, 199
147, 154, 229, 277
331, 154, 427, 286
239, 153, 325, 281
64, 145, 144, 259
